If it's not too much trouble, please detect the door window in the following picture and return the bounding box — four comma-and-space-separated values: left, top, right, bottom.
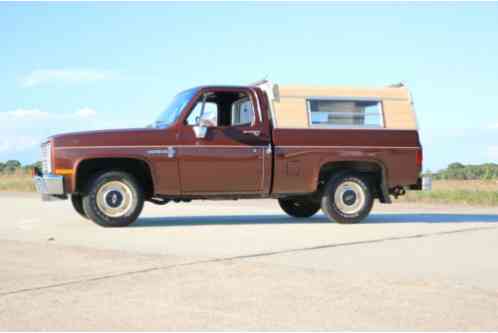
185, 90, 256, 128
186, 101, 218, 126
231, 98, 254, 126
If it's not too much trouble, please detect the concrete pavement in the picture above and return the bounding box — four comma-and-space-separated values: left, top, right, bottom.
0, 193, 497, 330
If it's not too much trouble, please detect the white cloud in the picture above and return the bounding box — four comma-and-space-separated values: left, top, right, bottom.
3, 109, 49, 119
75, 107, 97, 118
0, 107, 99, 159
0, 108, 97, 121
21, 69, 115, 87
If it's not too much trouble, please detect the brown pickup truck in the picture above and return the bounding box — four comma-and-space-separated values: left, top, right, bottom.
33, 81, 422, 227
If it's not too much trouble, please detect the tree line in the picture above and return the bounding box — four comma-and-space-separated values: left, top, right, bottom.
0, 160, 41, 174
429, 163, 498, 180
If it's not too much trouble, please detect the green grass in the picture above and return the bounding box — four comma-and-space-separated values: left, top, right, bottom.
401, 189, 498, 206
400, 180, 498, 206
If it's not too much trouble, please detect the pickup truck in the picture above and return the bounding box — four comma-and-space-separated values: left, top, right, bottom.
33, 81, 423, 227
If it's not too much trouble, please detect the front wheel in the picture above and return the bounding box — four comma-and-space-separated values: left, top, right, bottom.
82, 171, 144, 227
71, 194, 88, 219
278, 197, 321, 218
321, 173, 373, 224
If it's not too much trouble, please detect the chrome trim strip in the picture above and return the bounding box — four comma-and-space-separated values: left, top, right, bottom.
179, 145, 266, 148
56, 145, 167, 150
274, 145, 419, 150
56, 145, 268, 150
57, 145, 416, 150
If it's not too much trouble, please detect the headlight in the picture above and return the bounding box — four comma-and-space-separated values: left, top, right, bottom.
41, 142, 52, 174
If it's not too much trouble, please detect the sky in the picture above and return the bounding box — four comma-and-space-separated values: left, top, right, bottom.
1, 2, 497, 171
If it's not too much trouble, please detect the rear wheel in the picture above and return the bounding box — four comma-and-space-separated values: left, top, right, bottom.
71, 194, 88, 219
278, 196, 320, 218
321, 173, 373, 224
82, 171, 144, 227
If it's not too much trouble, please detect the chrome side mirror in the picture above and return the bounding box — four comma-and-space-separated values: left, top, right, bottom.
193, 113, 215, 139
193, 125, 207, 139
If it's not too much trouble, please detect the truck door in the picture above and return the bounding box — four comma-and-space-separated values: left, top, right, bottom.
177, 87, 271, 194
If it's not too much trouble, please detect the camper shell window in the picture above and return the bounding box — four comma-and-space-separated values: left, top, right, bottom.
307, 98, 384, 128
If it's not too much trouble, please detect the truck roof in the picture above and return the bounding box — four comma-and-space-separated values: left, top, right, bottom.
196, 83, 410, 100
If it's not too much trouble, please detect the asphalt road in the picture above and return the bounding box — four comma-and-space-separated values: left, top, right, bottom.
0, 192, 497, 330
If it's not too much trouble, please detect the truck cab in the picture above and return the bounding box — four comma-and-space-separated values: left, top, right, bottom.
33, 81, 422, 227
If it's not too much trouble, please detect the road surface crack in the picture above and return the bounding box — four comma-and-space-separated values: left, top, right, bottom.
1, 225, 496, 297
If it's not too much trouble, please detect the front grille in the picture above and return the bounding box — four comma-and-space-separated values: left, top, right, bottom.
41, 142, 52, 174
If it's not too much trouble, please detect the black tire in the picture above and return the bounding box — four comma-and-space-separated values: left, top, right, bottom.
71, 194, 88, 219
321, 173, 373, 224
82, 171, 144, 227
278, 196, 321, 218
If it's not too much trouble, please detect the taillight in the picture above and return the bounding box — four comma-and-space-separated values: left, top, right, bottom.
416, 149, 423, 168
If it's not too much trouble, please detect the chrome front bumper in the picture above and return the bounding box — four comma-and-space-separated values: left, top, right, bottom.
33, 174, 65, 201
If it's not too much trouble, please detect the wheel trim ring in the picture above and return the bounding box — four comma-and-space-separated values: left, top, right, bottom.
334, 181, 366, 215
96, 181, 134, 218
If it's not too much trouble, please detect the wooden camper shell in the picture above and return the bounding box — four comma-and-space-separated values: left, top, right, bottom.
269, 84, 417, 130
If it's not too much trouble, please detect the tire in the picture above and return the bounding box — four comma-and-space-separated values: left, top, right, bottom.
71, 194, 88, 219
278, 196, 321, 218
82, 171, 144, 227
321, 173, 373, 224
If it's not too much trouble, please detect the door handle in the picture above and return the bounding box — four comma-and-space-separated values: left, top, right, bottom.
243, 130, 261, 136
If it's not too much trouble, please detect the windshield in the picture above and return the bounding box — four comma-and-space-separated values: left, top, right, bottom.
154, 88, 198, 128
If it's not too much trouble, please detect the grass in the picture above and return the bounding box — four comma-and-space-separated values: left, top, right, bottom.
400, 180, 498, 206
0, 170, 36, 192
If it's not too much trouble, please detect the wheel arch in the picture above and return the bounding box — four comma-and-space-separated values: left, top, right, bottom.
74, 157, 155, 198
315, 159, 391, 203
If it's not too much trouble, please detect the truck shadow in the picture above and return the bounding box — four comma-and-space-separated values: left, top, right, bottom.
133, 213, 498, 227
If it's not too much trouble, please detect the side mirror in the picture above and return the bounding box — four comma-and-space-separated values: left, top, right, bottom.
193, 113, 215, 139
193, 125, 207, 139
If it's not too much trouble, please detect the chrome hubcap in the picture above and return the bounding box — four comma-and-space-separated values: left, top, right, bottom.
96, 181, 134, 218
334, 181, 365, 215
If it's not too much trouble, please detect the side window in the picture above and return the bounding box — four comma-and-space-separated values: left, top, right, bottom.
186, 101, 218, 126
307, 99, 383, 128
231, 98, 254, 126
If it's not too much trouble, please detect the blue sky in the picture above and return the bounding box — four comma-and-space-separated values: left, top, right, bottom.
1, 2, 497, 171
